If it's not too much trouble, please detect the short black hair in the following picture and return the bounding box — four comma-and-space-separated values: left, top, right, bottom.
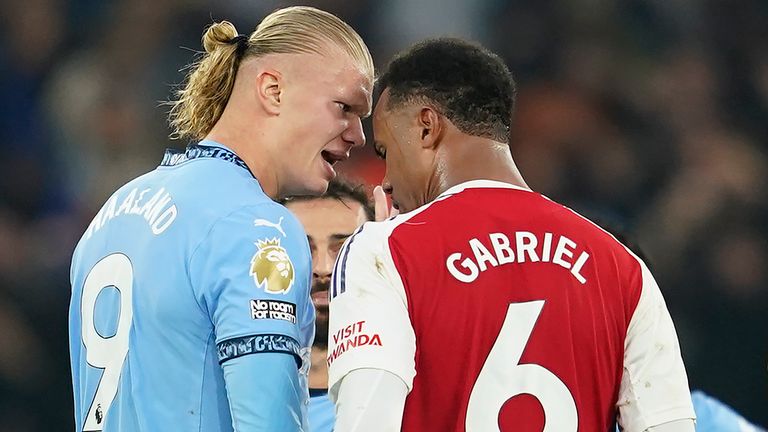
378, 38, 517, 143
281, 177, 374, 221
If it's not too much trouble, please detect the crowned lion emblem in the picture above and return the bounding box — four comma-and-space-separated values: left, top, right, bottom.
250, 238, 295, 294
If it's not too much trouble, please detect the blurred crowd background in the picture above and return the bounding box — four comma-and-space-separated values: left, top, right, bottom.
1, 0, 766, 429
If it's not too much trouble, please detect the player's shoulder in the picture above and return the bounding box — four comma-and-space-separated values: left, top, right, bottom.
168, 160, 268, 209
340, 204, 435, 256
548, 202, 633, 253
157, 163, 305, 250
330, 216, 412, 300
201, 199, 306, 244
333, 211, 420, 265
539, 200, 643, 276
154, 160, 298, 237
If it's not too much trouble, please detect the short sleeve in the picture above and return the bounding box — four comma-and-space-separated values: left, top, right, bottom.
189, 204, 313, 367
617, 261, 696, 431
327, 222, 416, 401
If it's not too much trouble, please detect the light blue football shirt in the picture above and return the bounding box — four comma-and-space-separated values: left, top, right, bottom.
308, 390, 335, 432
69, 140, 314, 431
691, 391, 764, 432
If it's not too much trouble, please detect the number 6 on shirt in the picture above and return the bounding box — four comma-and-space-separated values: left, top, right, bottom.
80, 253, 134, 431
466, 300, 577, 431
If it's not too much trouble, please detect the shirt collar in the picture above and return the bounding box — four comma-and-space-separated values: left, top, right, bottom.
436, 179, 532, 199
160, 140, 254, 179
197, 139, 233, 151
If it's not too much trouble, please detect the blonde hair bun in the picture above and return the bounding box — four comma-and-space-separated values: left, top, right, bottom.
202, 21, 239, 54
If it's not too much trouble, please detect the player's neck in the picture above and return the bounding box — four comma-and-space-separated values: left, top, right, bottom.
435, 137, 529, 195
309, 346, 329, 390
204, 126, 280, 199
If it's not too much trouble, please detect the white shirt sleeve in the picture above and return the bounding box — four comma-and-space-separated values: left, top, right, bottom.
333, 368, 409, 432
327, 221, 416, 401
617, 260, 696, 431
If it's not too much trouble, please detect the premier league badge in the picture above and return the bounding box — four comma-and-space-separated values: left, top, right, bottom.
250, 238, 295, 294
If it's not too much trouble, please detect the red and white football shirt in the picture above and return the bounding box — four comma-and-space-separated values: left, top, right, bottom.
327, 180, 694, 431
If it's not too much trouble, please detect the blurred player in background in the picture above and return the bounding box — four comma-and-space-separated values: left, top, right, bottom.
283, 177, 374, 432
327, 38, 695, 431
68, 6, 373, 432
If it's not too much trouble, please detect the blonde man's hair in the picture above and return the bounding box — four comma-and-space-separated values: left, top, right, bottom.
168, 6, 374, 141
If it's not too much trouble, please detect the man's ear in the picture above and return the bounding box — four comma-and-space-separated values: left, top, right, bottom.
256, 70, 282, 115
418, 106, 442, 149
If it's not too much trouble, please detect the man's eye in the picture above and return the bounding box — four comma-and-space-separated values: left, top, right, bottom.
375, 146, 386, 160
336, 102, 351, 112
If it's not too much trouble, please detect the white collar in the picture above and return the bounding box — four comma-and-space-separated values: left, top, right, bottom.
436, 179, 532, 199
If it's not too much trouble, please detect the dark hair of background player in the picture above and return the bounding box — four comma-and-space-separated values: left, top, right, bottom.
282, 177, 375, 221
377, 37, 517, 144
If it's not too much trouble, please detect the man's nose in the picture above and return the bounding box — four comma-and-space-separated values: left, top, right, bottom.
312, 249, 334, 280
342, 116, 365, 148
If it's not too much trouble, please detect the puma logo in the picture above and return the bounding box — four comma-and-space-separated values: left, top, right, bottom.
253, 217, 286, 237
